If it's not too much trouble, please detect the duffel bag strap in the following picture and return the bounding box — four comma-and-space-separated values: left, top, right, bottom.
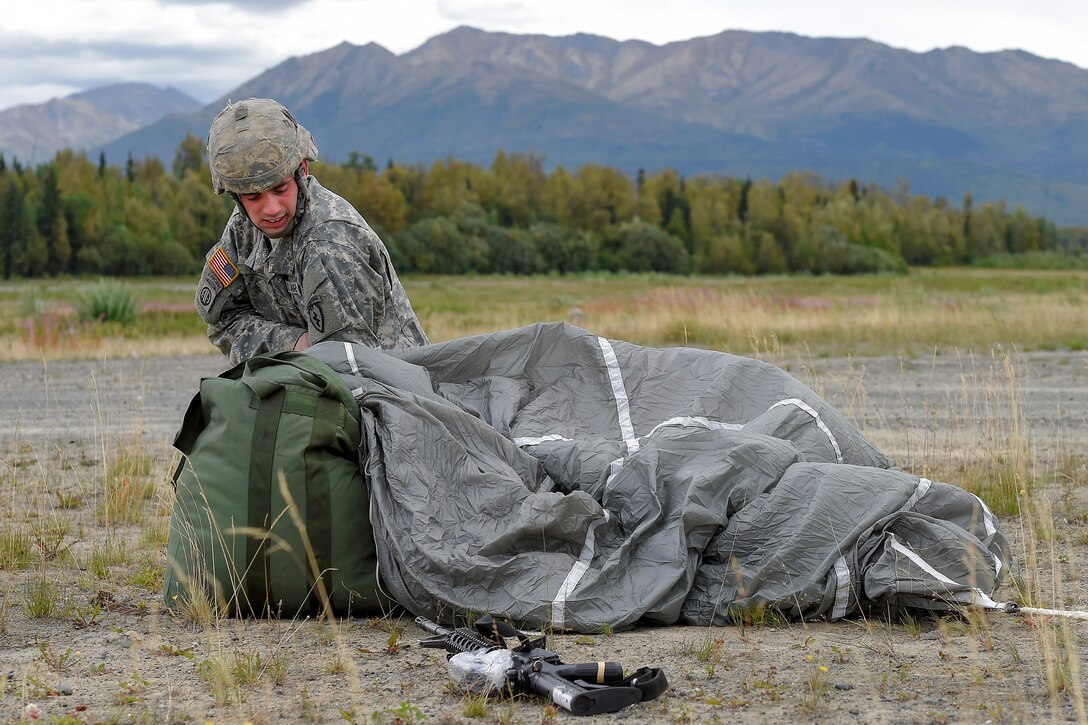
302, 394, 340, 617
244, 386, 286, 618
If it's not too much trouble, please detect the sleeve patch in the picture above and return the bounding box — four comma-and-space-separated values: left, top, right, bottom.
209, 247, 239, 288
198, 284, 214, 309
307, 295, 326, 334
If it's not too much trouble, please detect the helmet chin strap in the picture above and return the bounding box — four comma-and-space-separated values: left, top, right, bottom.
293, 164, 311, 225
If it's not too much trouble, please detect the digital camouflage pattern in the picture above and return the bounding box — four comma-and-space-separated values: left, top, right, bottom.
207, 98, 318, 196
196, 176, 428, 364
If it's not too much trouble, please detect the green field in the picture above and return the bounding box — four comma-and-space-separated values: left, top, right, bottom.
1, 268, 1086, 361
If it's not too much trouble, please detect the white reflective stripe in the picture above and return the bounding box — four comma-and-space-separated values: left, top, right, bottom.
603, 457, 625, 490
888, 536, 1001, 609
889, 536, 960, 587
768, 398, 843, 463
966, 492, 1004, 581
350, 387, 364, 398
947, 588, 1003, 609
971, 493, 998, 538
831, 556, 851, 619
901, 478, 932, 512
899, 479, 1002, 583
829, 480, 927, 621
597, 337, 639, 455
514, 434, 573, 447
646, 416, 744, 438
344, 341, 360, 376
552, 510, 611, 630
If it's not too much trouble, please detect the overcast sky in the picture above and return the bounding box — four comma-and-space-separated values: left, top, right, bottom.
5, 0, 1087, 111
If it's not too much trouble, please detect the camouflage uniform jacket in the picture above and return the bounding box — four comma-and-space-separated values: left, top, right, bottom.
195, 176, 428, 364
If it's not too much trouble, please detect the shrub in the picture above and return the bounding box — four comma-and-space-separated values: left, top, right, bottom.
531, 223, 598, 274
602, 220, 690, 274
77, 279, 138, 324
795, 225, 907, 275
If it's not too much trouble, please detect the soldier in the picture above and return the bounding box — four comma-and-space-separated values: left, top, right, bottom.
195, 97, 428, 364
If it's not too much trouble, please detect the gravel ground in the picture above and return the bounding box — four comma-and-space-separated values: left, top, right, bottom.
1, 348, 1087, 724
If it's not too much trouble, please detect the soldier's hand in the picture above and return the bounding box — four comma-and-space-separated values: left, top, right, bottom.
294, 331, 311, 351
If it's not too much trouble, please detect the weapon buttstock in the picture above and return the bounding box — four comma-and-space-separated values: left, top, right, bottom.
529, 670, 641, 716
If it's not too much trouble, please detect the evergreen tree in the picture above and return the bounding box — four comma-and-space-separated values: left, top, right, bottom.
21, 228, 49, 277
0, 179, 43, 277
345, 151, 377, 172
0, 179, 31, 278
738, 178, 752, 223
37, 165, 71, 274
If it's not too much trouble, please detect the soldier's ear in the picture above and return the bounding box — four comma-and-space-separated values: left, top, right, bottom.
301, 159, 309, 177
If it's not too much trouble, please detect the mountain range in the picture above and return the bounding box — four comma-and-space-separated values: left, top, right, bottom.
0, 84, 200, 164
4, 27, 1087, 225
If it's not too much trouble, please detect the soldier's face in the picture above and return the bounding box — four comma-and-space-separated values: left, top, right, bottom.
239, 175, 298, 238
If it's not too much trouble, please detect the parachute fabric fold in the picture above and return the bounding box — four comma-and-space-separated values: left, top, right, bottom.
306, 323, 1009, 632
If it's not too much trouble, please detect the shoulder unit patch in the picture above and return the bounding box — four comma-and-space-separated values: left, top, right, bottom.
209, 247, 239, 288
307, 295, 325, 334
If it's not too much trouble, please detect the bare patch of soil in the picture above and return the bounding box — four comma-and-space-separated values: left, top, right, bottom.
1, 349, 1087, 724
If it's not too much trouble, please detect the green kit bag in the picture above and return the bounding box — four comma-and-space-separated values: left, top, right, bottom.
164, 351, 386, 618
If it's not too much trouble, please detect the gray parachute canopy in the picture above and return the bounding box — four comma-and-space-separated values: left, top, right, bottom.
306, 323, 1009, 632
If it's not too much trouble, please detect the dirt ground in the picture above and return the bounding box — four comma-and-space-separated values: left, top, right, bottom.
1, 347, 1087, 724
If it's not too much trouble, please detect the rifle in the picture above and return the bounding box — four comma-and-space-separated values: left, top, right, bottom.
415, 615, 668, 716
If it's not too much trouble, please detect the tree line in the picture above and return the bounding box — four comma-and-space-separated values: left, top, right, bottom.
0, 134, 1083, 279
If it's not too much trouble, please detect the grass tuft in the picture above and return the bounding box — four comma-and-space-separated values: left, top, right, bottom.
77, 279, 138, 324
172, 588, 221, 630
0, 525, 34, 570
196, 648, 289, 705
23, 572, 60, 619
89, 538, 129, 579
98, 443, 158, 525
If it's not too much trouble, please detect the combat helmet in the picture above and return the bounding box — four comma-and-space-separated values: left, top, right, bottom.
207, 98, 318, 196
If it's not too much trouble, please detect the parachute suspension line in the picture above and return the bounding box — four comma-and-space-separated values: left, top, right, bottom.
890, 534, 1088, 621
994, 602, 1088, 622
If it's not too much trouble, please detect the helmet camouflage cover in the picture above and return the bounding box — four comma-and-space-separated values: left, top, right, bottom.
207, 98, 318, 195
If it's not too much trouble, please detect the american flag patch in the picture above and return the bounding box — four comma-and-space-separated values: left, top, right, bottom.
209, 247, 239, 288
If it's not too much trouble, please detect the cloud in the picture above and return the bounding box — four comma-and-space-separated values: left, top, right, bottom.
0, 30, 246, 106
160, 0, 312, 10
436, 0, 541, 27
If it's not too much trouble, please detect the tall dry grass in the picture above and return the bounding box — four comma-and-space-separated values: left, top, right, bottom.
1, 269, 1086, 721
2, 269, 1087, 361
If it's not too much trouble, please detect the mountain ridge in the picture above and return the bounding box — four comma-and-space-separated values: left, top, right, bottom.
11, 27, 1088, 224
0, 83, 200, 164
